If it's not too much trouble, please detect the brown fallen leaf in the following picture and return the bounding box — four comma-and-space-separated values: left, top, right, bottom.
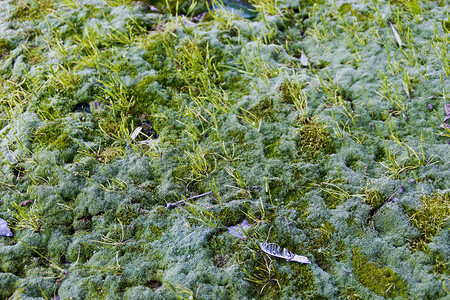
19, 200, 32, 207
440, 103, 450, 129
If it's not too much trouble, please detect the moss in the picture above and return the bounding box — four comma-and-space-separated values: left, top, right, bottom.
388, 0, 422, 15
134, 76, 171, 111
278, 263, 318, 299
0, 38, 11, 58
207, 231, 242, 266
149, 225, 163, 239
115, 204, 139, 226
337, 287, 365, 300
352, 248, 408, 298
280, 80, 305, 105
409, 192, 450, 251
33, 122, 77, 162
24, 45, 45, 65
8, 0, 54, 21
303, 221, 346, 271
99, 146, 123, 164
298, 118, 332, 160
430, 253, 449, 276
34, 123, 73, 151
338, 4, 371, 23
364, 188, 385, 211
73, 216, 93, 232
0, 272, 18, 299
215, 204, 245, 227
248, 96, 276, 121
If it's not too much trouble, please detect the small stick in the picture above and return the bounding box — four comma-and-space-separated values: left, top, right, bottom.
166, 200, 186, 209
187, 191, 212, 200
378, 188, 401, 211
166, 191, 213, 209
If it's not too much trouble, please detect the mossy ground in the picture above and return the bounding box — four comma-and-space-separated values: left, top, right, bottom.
0, 0, 449, 299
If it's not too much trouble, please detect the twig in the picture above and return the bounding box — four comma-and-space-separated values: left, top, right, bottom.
187, 191, 213, 200
166, 191, 213, 209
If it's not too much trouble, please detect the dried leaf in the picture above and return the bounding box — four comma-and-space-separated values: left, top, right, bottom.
0, 218, 13, 237
130, 126, 142, 141
260, 242, 311, 264
300, 51, 309, 67
227, 219, 251, 238
402, 81, 410, 99
390, 22, 402, 47
441, 104, 450, 129
19, 200, 32, 207
444, 104, 450, 116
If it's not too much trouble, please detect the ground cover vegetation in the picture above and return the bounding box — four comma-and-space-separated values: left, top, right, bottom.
0, 0, 449, 298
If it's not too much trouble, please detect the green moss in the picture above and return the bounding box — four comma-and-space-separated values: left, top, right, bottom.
304, 221, 345, 271
0, 38, 10, 58
278, 263, 318, 299
352, 248, 408, 298
338, 3, 371, 23
150, 225, 162, 237
115, 205, 139, 226
337, 287, 364, 300
34, 123, 73, 151
388, 0, 422, 15
73, 216, 92, 232
364, 188, 385, 211
279, 79, 306, 109
430, 253, 449, 276
298, 118, 332, 160
9, 0, 54, 21
0, 273, 19, 299
134, 76, 171, 111
283, 189, 304, 206
243, 258, 283, 298
207, 231, 241, 270
248, 96, 276, 121
215, 205, 245, 227
409, 193, 450, 250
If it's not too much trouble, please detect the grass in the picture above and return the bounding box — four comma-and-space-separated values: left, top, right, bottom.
243, 255, 281, 294
181, 143, 217, 184
376, 70, 407, 112
280, 73, 309, 119
377, 124, 438, 179
178, 200, 218, 229
11, 201, 43, 233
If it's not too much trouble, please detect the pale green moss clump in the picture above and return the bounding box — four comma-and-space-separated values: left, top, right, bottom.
352, 247, 408, 298
409, 192, 450, 250
298, 118, 332, 160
